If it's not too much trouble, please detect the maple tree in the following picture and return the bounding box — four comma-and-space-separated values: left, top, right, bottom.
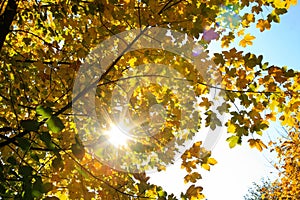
246, 125, 300, 199
244, 126, 300, 199
269, 126, 300, 199
0, 0, 299, 199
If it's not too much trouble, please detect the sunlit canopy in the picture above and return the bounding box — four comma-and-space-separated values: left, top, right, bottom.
104, 124, 130, 148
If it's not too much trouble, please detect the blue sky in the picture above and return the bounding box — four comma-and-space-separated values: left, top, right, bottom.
201, 5, 300, 198
241, 3, 300, 71
149, 3, 300, 200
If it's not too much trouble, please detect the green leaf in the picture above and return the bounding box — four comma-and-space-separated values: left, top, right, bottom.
157, 187, 167, 197
259, 123, 269, 130
226, 135, 240, 148
32, 176, 43, 193
46, 116, 64, 133
274, 8, 287, 15
52, 157, 64, 170
0, 184, 6, 194
19, 165, 33, 177
36, 105, 52, 119
40, 132, 51, 144
16, 137, 31, 151
0, 116, 9, 124
42, 182, 53, 193
286, 69, 295, 77
7, 156, 17, 165
75, 165, 89, 178
20, 120, 39, 131
261, 62, 269, 70
40, 132, 55, 150
32, 190, 42, 198
30, 153, 40, 162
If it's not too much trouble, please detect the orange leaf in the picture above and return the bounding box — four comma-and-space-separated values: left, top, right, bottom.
239, 34, 256, 47
256, 19, 271, 32
248, 139, 267, 152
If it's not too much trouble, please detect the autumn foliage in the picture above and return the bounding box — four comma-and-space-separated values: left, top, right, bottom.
0, 0, 299, 199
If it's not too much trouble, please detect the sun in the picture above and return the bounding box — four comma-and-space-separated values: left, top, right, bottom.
105, 125, 130, 148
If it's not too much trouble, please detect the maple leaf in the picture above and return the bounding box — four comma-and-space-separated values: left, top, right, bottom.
237, 29, 245, 36
239, 33, 256, 47
202, 28, 219, 42
248, 139, 267, 152
0, 0, 298, 199
256, 19, 271, 32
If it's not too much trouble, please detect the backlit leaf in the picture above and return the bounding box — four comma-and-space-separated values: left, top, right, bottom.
226, 135, 240, 148
239, 34, 256, 47
46, 116, 65, 133
36, 105, 53, 119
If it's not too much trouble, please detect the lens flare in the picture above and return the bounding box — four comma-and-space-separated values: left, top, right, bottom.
104, 125, 130, 147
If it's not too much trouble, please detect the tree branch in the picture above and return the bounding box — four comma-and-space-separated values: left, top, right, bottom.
0, 0, 17, 52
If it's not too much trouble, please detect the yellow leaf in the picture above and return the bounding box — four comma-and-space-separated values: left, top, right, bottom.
55, 191, 69, 200
239, 34, 256, 47
237, 29, 245, 36
123, 0, 131, 3
157, 165, 166, 171
227, 121, 236, 133
241, 13, 255, 27
274, 0, 286, 8
247, 14, 255, 22
281, 115, 295, 126
296, 112, 300, 122
191, 195, 205, 200
194, 141, 202, 147
269, 100, 279, 111
9, 73, 14, 81
208, 157, 217, 165
201, 163, 210, 171
268, 141, 274, 146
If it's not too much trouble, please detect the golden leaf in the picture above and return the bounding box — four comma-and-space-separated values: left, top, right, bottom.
201, 163, 210, 171
256, 19, 271, 32
248, 139, 267, 152
239, 34, 256, 47
207, 157, 217, 165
